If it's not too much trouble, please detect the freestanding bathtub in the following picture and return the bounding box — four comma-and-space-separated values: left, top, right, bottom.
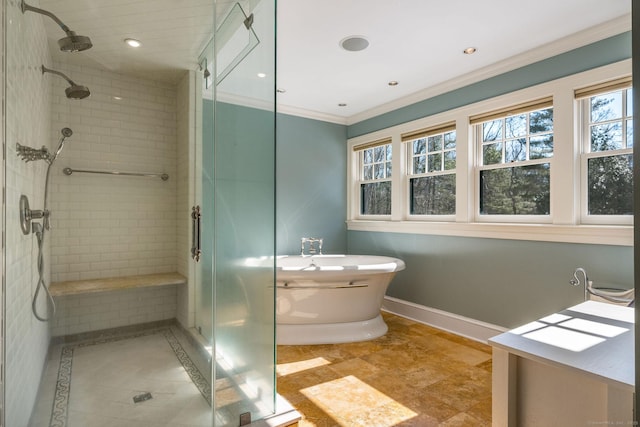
276, 254, 405, 345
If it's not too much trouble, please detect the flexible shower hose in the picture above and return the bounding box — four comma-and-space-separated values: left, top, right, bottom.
32, 225, 56, 321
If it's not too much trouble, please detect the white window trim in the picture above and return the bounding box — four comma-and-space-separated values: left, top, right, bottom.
350, 139, 394, 220
346, 59, 633, 246
578, 87, 634, 225
404, 129, 457, 221
580, 148, 634, 225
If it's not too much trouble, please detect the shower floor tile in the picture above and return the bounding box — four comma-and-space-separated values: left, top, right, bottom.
276, 311, 493, 426
29, 327, 212, 427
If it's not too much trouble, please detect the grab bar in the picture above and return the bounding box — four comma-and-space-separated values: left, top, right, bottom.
63, 167, 169, 181
277, 282, 368, 289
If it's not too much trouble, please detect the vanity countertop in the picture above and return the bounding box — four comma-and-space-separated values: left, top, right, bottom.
489, 300, 634, 391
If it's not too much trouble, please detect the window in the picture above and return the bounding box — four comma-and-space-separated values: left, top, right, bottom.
355, 139, 392, 215
403, 123, 456, 216
577, 78, 633, 222
472, 98, 554, 217
346, 61, 633, 246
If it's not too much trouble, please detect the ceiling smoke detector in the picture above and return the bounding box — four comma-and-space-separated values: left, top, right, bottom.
340, 36, 369, 52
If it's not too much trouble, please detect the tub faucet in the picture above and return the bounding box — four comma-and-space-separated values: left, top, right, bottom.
301, 237, 323, 256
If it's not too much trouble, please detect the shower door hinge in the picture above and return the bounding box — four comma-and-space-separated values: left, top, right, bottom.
191, 205, 201, 262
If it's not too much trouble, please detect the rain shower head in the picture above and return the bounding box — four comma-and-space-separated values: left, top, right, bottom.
41, 65, 91, 100
65, 84, 91, 100
21, 0, 93, 52
57, 32, 93, 53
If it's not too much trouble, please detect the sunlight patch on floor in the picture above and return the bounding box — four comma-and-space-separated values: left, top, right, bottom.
301, 375, 417, 425
276, 357, 332, 376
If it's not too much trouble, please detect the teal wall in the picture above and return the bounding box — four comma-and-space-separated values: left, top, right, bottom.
348, 231, 632, 328
276, 113, 347, 255
345, 31, 633, 328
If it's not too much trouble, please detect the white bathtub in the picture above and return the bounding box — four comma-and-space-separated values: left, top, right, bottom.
276, 254, 405, 345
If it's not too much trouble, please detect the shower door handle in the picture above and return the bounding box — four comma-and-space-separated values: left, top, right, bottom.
191, 205, 201, 262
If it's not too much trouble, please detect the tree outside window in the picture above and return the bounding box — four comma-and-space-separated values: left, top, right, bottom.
359, 143, 392, 215
408, 130, 456, 215
584, 88, 633, 216
477, 104, 553, 216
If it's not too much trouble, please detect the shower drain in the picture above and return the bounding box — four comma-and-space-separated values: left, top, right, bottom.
133, 392, 153, 403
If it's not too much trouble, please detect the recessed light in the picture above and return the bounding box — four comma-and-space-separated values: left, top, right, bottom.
463, 47, 477, 55
113, 96, 122, 100
257, 73, 266, 78
338, 103, 347, 107
124, 38, 142, 48
340, 36, 369, 52
388, 81, 399, 86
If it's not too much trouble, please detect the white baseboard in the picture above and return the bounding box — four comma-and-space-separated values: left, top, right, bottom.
382, 296, 507, 344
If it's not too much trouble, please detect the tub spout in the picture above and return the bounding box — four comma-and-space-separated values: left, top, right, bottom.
301, 237, 323, 256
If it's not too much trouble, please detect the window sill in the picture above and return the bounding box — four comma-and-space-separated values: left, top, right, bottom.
346, 220, 633, 246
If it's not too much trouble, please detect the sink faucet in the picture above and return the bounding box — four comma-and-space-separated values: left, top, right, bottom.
570, 267, 634, 305
301, 237, 323, 256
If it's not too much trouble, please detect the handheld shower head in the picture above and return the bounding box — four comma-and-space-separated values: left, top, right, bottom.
21, 0, 93, 52
51, 127, 73, 163
41, 65, 91, 99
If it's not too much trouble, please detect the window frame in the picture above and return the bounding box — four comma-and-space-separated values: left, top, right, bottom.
472, 101, 554, 223
352, 138, 393, 220
404, 123, 457, 221
578, 83, 633, 225
346, 60, 633, 246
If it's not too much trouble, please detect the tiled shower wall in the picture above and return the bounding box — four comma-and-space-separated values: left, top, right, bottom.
5, 2, 53, 425
49, 62, 179, 282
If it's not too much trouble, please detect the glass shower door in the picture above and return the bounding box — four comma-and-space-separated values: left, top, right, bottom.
196, 39, 215, 347
212, 0, 276, 425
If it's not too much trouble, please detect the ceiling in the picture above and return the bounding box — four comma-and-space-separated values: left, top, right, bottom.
37, 0, 631, 123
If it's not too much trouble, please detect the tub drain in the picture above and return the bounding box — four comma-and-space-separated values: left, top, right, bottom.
133, 392, 153, 403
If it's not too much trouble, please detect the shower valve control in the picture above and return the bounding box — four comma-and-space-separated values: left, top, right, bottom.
19, 195, 49, 235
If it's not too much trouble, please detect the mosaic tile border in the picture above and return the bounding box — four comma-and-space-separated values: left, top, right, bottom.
49, 328, 211, 427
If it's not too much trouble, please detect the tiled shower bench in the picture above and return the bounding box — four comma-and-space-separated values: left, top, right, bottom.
50, 272, 186, 296
49, 272, 187, 338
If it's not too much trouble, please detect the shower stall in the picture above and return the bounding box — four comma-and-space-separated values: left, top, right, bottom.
2, 0, 280, 425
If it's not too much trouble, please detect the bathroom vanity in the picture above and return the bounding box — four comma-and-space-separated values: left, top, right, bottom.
489, 300, 634, 427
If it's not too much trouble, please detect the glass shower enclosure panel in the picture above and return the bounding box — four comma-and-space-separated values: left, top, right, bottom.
196, 39, 215, 347
212, 0, 276, 425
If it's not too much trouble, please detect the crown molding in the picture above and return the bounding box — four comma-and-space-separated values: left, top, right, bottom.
276, 103, 348, 125
214, 92, 349, 125
347, 14, 631, 126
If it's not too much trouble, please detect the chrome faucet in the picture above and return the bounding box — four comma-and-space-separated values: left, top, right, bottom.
569, 267, 590, 301
301, 237, 323, 256
569, 267, 634, 305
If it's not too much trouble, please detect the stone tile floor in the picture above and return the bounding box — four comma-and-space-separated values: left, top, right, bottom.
29, 327, 212, 427
276, 312, 492, 427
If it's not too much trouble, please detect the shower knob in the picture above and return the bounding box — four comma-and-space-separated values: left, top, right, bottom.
19, 195, 49, 235
19, 195, 31, 235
